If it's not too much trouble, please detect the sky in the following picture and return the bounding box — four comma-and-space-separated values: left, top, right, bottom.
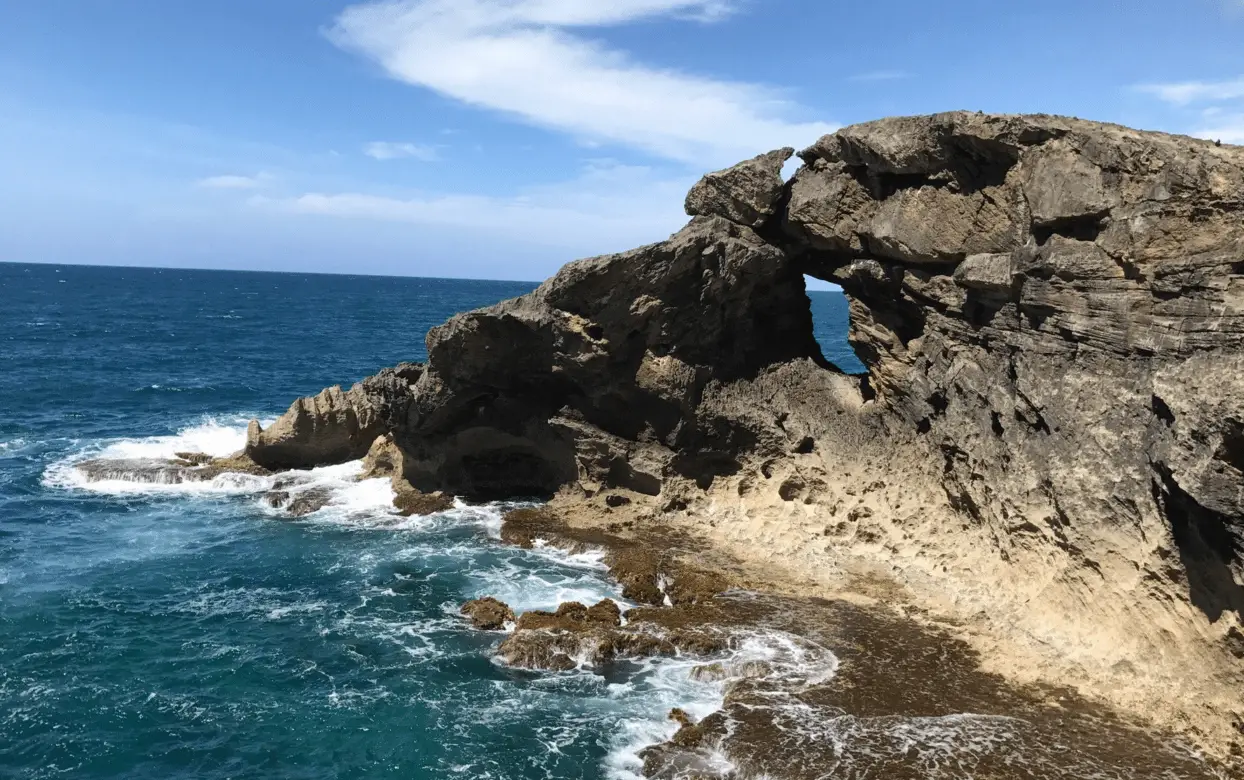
2, 0, 1244, 283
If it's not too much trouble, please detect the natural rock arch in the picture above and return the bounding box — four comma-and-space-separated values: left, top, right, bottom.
240, 112, 1244, 762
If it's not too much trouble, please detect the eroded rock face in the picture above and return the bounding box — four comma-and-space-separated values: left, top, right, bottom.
246, 363, 423, 470
358, 432, 454, 515
235, 114, 1244, 761
685, 147, 794, 229
248, 206, 823, 500
786, 113, 1244, 633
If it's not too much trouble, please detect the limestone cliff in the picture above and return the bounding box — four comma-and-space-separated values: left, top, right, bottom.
244, 113, 1244, 760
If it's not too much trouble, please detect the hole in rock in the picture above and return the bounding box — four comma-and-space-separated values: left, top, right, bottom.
804, 275, 866, 374
1032, 214, 1105, 245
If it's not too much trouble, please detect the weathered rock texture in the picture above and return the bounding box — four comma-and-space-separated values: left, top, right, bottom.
460, 597, 516, 631
246, 363, 423, 470
242, 113, 1244, 763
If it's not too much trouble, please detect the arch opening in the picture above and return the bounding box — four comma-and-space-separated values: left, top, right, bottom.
804, 275, 866, 375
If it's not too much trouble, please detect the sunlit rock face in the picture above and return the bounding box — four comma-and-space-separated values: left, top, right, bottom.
241, 113, 1244, 762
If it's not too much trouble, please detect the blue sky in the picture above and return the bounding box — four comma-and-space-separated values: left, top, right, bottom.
2, 0, 1244, 282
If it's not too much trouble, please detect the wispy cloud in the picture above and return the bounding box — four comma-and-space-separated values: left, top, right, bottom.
1195, 114, 1244, 144
363, 140, 440, 161
252, 161, 692, 251
1135, 73, 1244, 144
197, 173, 271, 190
1136, 76, 1244, 106
328, 0, 835, 166
848, 70, 909, 83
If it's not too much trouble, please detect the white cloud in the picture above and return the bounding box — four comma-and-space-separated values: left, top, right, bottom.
1193, 115, 1244, 145
1137, 76, 1244, 106
1135, 73, 1244, 145
363, 140, 440, 160
197, 173, 270, 189
252, 161, 693, 252
328, 0, 836, 166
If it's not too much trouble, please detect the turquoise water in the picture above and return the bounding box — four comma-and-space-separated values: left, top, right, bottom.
0, 263, 859, 780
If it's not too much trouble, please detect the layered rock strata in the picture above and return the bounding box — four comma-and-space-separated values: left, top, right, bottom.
236, 113, 1244, 763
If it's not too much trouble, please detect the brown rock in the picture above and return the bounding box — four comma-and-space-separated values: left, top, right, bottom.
285, 488, 333, 518
74, 453, 270, 486
513, 599, 621, 631
460, 597, 515, 631
358, 433, 405, 481
666, 570, 728, 606
392, 489, 453, 517
684, 147, 794, 229
245, 364, 421, 471
499, 506, 561, 549
606, 547, 665, 606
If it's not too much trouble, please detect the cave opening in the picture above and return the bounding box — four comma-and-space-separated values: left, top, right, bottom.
804, 275, 866, 375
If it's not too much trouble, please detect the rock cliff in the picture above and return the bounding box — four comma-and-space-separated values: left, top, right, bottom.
242, 113, 1244, 761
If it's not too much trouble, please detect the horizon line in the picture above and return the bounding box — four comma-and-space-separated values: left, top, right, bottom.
1, 259, 845, 292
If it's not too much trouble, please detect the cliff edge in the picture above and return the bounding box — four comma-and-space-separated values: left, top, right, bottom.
244, 112, 1244, 762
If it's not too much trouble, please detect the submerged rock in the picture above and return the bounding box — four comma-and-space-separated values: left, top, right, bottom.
392, 490, 453, 516
285, 488, 333, 518
75, 453, 269, 485
496, 598, 725, 672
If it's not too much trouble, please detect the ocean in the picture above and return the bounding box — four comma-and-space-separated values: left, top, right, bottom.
0, 262, 860, 780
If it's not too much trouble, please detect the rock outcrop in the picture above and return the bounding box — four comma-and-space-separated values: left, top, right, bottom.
240, 113, 1244, 763
684, 146, 794, 229
460, 597, 515, 631
76, 453, 269, 485
245, 363, 422, 471
495, 598, 726, 672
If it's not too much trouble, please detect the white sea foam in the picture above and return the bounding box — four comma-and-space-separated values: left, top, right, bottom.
173, 585, 329, 621
602, 625, 841, 780
35, 414, 849, 779
41, 418, 415, 521
42, 415, 266, 495
0, 438, 28, 457
463, 550, 625, 615
91, 416, 253, 460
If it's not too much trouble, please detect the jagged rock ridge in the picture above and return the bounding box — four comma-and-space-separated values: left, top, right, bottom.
241, 112, 1244, 762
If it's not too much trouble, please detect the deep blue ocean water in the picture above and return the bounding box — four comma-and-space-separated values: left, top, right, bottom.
0, 263, 860, 780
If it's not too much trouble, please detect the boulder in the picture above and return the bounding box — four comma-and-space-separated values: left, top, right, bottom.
460, 597, 515, 631
684, 147, 794, 228
392, 489, 453, 516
